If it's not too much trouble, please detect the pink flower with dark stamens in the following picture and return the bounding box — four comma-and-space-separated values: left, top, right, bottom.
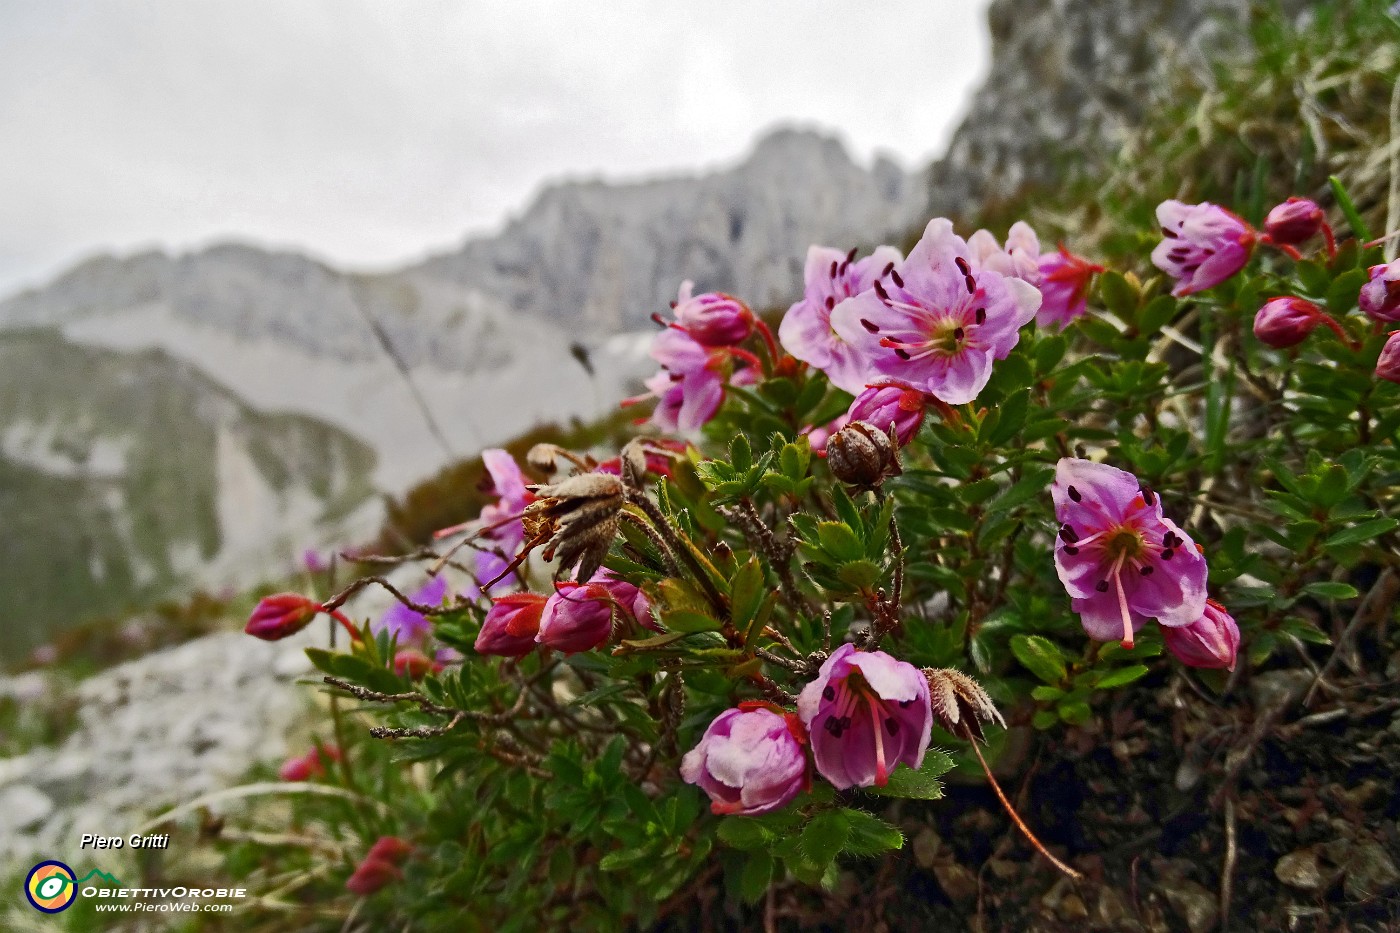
536, 582, 614, 654
967, 221, 1042, 283
1035, 245, 1104, 329
475, 592, 546, 657
680, 704, 809, 815
1253, 296, 1338, 348
1163, 599, 1240, 670
1360, 259, 1400, 323
1263, 197, 1325, 246
628, 329, 728, 433
1051, 458, 1208, 649
780, 244, 904, 394
847, 384, 927, 446
668, 280, 753, 347
830, 219, 1041, 406
796, 643, 932, 790
1151, 200, 1256, 297
1376, 331, 1400, 384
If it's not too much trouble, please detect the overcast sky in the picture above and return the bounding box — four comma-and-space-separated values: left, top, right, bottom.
0, 0, 991, 296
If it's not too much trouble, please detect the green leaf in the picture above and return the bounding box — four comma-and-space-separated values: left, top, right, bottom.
1098, 271, 1138, 317
800, 810, 851, 868
739, 851, 773, 903
1329, 175, 1371, 241
1325, 517, 1398, 549
730, 557, 765, 631
1093, 664, 1150, 690
1300, 581, 1359, 600
717, 817, 773, 851
730, 434, 753, 472
663, 609, 724, 634
840, 809, 904, 856
816, 522, 865, 563
1010, 634, 1068, 685
864, 748, 954, 801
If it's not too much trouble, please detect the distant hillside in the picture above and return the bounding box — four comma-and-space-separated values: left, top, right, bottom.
0, 328, 377, 659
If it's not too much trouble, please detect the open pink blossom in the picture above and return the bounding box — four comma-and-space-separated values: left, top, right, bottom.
629, 328, 728, 433
1051, 459, 1208, 649
1162, 599, 1240, 670
1151, 200, 1256, 297
779, 244, 904, 393
1036, 245, 1104, 329
475, 592, 547, 657
666, 280, 754, 347
536, 582, 613, 654
830, 218, 1041, 405
1376, 330, 1400, 384
796, 643, 932, 790
846, 384, 927, 446
680, 704, 809, 815
967, 221, 1042, 284
1360, 259, 1400, 323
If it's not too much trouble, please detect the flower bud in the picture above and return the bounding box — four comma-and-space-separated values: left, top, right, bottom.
680, 705, 808, 815
245, 593, 321, 641
475, 593, 547, 657
346, 857, 401, 896
1377, 330, 1400, 384
673, 281, 754, 347
826, 420, 901, 488
1253, 296, 1324, 348
1359, 259, 1400, 323
592, 569, 660, 632
278, 744, 340, 781
536, 582, 614, 654
847, 385, 927, 446
1263, 197, 1324, 246
1162, 599, 1240, 671
393, 647, 435, 680
366, 836, 413, 865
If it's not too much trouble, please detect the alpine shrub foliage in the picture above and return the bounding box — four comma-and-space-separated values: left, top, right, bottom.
226, 9, 1399, 931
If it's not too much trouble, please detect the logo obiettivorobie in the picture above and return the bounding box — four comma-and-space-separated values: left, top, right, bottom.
24, 861, 123, 913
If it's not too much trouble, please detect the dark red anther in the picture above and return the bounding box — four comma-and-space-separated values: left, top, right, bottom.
1067, 485, 1082, 502
954, 256, 970, 275
860, 318, 879, 333
975, 307, 986, 325
873, 280, 890, 302
890, 269, 904, 289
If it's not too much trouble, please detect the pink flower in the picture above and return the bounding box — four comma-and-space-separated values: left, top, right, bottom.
475, 593, 547, 657
1376, 331, 1400, 384
376, 575, 448, 645
1253, 296, 1335, 348
668, 280, 753, 347
680, 704, 809, 815
1263, 197, 1325, 246
473, 449, 531, 592
245, 593, 322, 641
796, 643, 933, 790
1162, 599, 1240, 670
630, 329, 727, 433
1035, 245, 1103, 329
1359, 259, 1400, 323
591, 569, 659, 632
779, 244, 904, 393
1051, 459, 1208, 649
846, 384, 926, 446
1151, 200, 1256, 297
536, 582, 613, 654
967, 221, 1042, 284
830, 218, 1041, 405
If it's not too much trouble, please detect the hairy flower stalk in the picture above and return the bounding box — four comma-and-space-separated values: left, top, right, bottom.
1051, 459, 1208, 649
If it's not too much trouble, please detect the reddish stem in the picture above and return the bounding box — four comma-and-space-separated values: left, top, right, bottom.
753, 318, 781, 370
324, 608, 363, 641
963, 723, 1082, 880
1321, 223, 1337, 260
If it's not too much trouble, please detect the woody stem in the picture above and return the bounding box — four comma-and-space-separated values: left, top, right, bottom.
962, 722, 1082, 880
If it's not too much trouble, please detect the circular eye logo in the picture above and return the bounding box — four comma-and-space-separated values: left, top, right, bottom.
25, 860, 77, 913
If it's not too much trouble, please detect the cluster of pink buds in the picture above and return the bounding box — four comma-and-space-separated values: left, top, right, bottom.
682, 644, 933, 814
474, 571, 656, 659
1049, 458, 1238, 669
346, 836, 414, 896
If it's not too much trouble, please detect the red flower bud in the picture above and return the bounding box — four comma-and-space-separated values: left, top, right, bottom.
345, 857, 401, 896
245, 593, 322, 641
1253, 297, 1325, 348
1377, 331, 1400, 385
366, 836, 414, 865
1263, 197, 1324, 246
393, 648, 435, 680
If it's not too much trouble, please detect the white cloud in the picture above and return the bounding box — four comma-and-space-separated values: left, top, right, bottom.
0, 0, 990, 295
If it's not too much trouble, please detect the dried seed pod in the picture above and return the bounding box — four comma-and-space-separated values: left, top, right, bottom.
619, 438, 649, 492
525, 472, 625, 582
923, 668, 1005, 743
826, 420, 902, 489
